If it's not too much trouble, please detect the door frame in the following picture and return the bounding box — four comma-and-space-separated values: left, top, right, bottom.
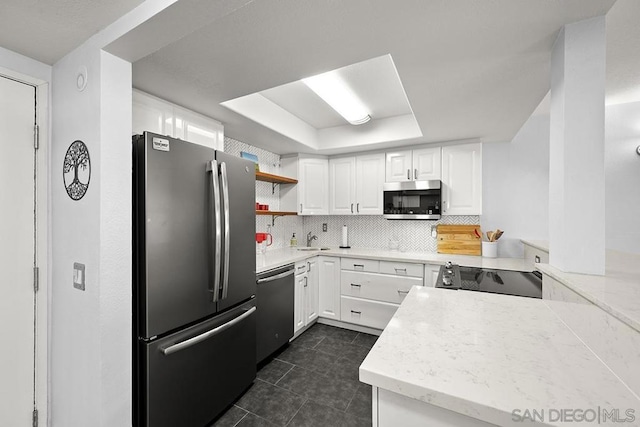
0, 65, 50, 426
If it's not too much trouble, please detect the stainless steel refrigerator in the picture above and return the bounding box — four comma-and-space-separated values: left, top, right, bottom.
133, 131, 256, 427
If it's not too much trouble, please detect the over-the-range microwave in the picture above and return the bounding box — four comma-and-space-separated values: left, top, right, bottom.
383, 180, 441, 220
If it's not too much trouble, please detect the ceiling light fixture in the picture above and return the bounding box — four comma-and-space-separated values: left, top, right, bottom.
302, 71, 371, 125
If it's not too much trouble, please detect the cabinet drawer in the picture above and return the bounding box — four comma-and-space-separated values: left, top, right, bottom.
341, 271, 422, 304
340, 296, 399, 330
379, 261, 423, 278
340, 258, 379, 273
294, 262, 308, 275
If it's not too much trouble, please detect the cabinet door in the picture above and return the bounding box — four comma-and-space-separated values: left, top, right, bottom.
318, 256, 341, 320
299, 158, 329, 215
294, 274, 306, 334
385, 150, 412, 182
423, 264, 441, 287
329, 157, 356, 215
305, 259, 319, 323
441, 143, 482, 215
132, 90, 173, 136
412, 147, 441, 181
356, 153, 385, 215
177, 107, 224, 151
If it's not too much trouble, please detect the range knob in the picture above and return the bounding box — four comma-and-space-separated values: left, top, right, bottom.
445, 261, 453, 269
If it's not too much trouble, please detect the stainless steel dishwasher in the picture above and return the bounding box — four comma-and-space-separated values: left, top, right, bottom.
256, 264, 295, 364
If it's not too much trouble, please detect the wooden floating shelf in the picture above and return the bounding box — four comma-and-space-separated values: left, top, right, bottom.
255, 210, 297, 216
255, 171, 298, 185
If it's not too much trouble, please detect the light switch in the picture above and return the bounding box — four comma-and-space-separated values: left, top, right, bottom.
73, 262, 86, 291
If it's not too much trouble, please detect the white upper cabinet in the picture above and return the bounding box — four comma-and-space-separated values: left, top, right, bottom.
386, 147, 441, 182
441, 143, 482, 215
329, 157, 356, 215
355, 153, 385, 214
281, 156, 329, 215
330, 153, 384, 215
385, 150, 412, 182
412, 147, 441, 181
132, 90, 224, 151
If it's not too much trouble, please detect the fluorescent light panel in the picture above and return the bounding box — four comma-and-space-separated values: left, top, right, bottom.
302, 71, 371, 125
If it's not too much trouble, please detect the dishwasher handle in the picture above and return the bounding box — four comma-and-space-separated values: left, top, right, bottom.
257, 269, 294, 284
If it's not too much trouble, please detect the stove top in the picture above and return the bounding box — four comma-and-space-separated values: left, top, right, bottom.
436, 263, 542, 299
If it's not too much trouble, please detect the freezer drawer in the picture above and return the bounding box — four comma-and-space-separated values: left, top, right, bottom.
137, 301, 256, 427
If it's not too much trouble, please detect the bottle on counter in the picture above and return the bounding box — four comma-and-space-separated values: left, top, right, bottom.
290, 233, 297, 247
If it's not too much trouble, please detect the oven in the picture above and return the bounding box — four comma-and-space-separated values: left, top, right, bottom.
383, 180, 441, 220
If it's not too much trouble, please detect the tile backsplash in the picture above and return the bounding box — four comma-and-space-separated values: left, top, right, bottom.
224, 136, 478, 253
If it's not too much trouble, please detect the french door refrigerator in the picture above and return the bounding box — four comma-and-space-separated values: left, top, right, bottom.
133, 131, 256, 427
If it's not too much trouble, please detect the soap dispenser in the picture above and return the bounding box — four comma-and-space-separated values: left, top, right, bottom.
290, 233, 297, 247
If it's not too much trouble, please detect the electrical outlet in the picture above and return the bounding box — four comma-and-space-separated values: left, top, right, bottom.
322, 223, 328, 232
73, 262, 86, 291
431, 226, 437, 238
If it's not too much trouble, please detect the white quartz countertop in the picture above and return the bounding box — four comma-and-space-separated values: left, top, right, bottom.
536, 250, 640, 333
359, 286, 640, 426
256, 247, 530, 274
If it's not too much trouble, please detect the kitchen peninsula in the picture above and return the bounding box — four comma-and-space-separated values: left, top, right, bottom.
359, 286, 640, 426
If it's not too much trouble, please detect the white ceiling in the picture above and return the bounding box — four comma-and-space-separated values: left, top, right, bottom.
3, 0, 639, 156
0, 0, 145, 65
120, 0, 618, 155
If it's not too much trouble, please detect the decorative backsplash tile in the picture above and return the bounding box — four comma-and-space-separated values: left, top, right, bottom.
303, 215, 479, 252
225, 136, 479, 253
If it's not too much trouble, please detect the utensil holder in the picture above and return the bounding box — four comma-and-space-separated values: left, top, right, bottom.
482, 241, 498, 258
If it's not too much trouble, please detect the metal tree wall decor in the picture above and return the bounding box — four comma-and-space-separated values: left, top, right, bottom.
63, 140, 91, 200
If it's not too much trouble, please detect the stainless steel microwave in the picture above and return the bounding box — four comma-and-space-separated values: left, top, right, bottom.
383, 180, 441, 220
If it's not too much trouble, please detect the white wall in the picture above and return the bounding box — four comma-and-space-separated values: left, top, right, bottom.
605, 101, 640, 254
482, 103, 550, 258
51, 44, 103, 426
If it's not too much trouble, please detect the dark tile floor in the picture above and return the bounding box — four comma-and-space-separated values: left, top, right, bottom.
210, 323, 378, 427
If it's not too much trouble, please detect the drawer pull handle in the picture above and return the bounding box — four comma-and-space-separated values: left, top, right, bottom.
350, 283, 361, 287
395, 268, 407, 274
397, 289, 410, 295
350, 310, 362, 315
353, 264, 364, 270
534, 255, 540, 263
297, 266, 306, 271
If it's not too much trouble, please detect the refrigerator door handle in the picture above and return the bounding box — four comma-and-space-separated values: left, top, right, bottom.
161, 306, 256, 356
220, 161, 231, 300
207, 160, 222, 302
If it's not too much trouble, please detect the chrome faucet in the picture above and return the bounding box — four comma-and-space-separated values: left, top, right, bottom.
306, 231, 318, 247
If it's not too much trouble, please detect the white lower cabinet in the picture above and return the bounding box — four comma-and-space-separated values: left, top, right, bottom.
293, 259, 319, 335
318, 256, 341, 320
306, 258, 319, 324
341, 271, 422, 304
340, 296, 399, 330
423, 264, 441, 287
339, 259, 424, 330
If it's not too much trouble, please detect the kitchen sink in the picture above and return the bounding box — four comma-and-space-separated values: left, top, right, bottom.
297, 247, 331, 251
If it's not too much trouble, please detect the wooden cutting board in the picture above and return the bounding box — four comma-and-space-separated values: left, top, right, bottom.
437, 225, 482, 255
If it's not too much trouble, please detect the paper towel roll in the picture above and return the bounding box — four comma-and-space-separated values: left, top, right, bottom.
341, 225, 348, 247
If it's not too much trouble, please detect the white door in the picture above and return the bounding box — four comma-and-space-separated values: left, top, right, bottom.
305, 259, 319, 323
412, 147, 441, 181
441, 143, 482, 215
317, 256, 341, 320
294, 274, 306, 334
385, 150, 412, 182
0, 76, 37, 426
299, 158, 328, 215
329, 157, 356, 215
356, 153, 385, 214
